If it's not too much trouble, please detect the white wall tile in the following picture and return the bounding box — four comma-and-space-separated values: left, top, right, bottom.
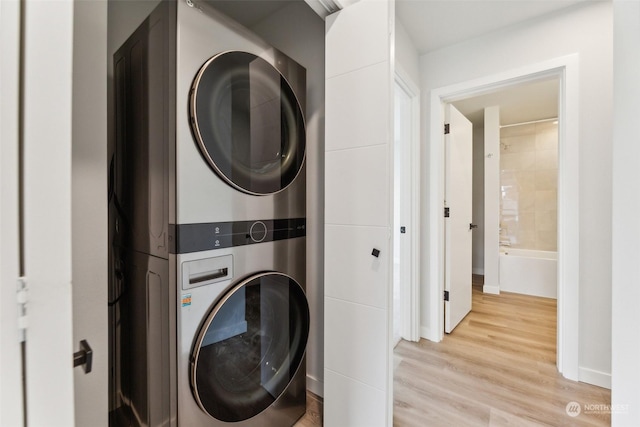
323, 369, 386, 427
514, 170, 536, 191
501, 152, 536, 171
324, 0, 392, 420
536, 149, 558, 169
536, 169, 558, 191
501, 135, 536, 153
518, 212, 536, 230
519, 190, 536, 211
515, 171, 536, 191
325, 61, 390, 152
325, 0, 390, 80
536, 190, 558, 211
501, 123, 536, 137
325, 145, 390, 227
324, 297, 387, 391
325, 225, 389, 309
500, 123, 558, 250
536, 210, 558, 232
536, 128, 559, 151
537, 230, 558, 251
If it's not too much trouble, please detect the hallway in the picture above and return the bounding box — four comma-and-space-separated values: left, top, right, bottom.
393, 278, 610, 426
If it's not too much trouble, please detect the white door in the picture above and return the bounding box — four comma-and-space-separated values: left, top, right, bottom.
444, 104, 473, 333
71, 1, 108, 425
21, 1, 75, 424
0, 1, 24, 424
393, 81, 412, 345
324, 0, 394, 426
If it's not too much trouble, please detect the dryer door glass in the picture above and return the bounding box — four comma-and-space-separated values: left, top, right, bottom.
190, 51, 306, 195
191, 272, 310, 422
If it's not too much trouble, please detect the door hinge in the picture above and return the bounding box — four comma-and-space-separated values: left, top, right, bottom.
444, 123, 450, 134
444, 290, 450, 301
17, 277, 28, 342
444, 207, 450, 218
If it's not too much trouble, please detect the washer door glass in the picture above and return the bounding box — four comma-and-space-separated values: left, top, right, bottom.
190, 51, 306, 195
191, 272, 310, 422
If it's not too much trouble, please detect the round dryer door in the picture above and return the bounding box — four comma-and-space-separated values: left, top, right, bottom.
191, 272, 310, 422
189, 51, 306, 195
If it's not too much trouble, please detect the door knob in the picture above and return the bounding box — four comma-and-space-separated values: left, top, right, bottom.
469, 223, 478, 230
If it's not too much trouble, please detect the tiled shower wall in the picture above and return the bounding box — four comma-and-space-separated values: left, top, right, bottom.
500, 121, 558, 251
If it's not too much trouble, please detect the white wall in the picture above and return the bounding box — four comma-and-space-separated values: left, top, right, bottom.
471, 123, 484, 274
483, 106, 500, 293
420, 2, 613, 381
251, 2, 326, 397
612, 1, 640, 424
324, 1, 394, 423
395, 19, 420, 85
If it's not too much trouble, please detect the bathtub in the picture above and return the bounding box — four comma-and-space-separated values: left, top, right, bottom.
499, 248, 557, 299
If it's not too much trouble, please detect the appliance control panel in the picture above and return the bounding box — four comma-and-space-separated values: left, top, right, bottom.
170, 217, 305, 254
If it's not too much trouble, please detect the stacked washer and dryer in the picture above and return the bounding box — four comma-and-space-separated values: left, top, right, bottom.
109, 1, 309, 426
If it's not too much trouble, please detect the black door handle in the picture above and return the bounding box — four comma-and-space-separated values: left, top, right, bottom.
73, 339, 93, 374
469, 223, 478, 230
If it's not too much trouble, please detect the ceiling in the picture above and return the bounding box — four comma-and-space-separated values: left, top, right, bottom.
394, 1, 577, 127
396, 0, 593, 54
209, 0, 570, 127
452, 77, 559, 127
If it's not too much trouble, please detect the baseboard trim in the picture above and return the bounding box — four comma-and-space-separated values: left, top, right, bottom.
472, 268, 484, 275
579, 367, 611, 389
483, 284, 500, 295
307, 374, 324, 397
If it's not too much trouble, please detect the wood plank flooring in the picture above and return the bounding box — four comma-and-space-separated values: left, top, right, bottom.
393, 277, 611, 426
295, 391, 323, 427
297, 276, 611, 426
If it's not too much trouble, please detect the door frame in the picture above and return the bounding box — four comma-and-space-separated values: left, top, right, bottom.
394, 65, 421, 342
0, 0, 24, 424
426, 54, 580, 381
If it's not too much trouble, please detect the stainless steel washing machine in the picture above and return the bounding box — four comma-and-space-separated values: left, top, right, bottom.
110, 1, 308, 425
176, 220, 308, 426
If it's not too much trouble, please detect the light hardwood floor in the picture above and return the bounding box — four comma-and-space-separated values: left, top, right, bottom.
393, 276, 611, 426
297, 276, 611, 426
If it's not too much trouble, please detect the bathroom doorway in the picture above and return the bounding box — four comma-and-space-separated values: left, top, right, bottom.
452, 77, 560, 300
427, 56, 581, 380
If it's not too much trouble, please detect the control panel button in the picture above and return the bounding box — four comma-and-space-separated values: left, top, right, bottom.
249, 221, 268, 243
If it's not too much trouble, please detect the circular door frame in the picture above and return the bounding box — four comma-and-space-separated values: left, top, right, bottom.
190, 271, 310, 422
189, 51, 307, 196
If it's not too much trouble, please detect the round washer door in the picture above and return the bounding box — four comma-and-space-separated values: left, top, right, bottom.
191, 272, 310, 422
189, 51, 306, 195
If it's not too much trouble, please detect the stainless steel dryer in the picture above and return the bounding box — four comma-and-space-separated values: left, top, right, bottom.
176, 0, 306, 225
109, 1, 308, 426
